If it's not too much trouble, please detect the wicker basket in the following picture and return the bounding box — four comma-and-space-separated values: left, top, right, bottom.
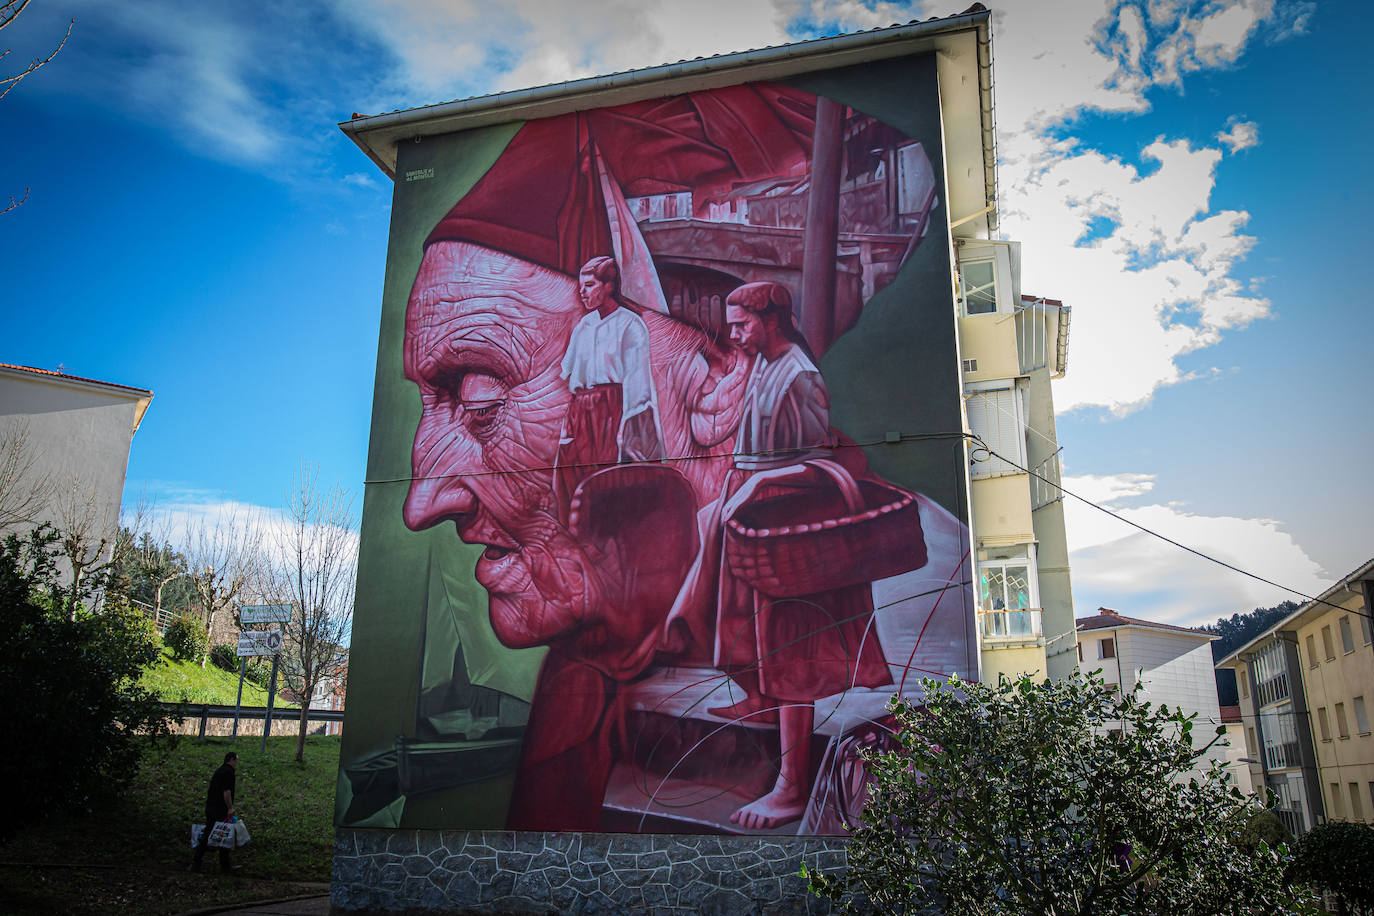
724, 460, 927, 598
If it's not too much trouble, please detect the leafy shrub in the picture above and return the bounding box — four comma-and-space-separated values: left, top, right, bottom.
0, 526, 173, 839
805, 672, 1312, 915
1290, 820, 1374, 914
209, 642, 238, 672
244, 661, 271, 688
164, 613, 207, 662
1237, 808, 1293, 852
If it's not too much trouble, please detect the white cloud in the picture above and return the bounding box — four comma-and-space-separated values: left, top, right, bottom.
1217, 118, 1260, 152
130, 491, 359, 598
1062, 473, 1330, 627
342, 172, 380, 190
985, 0, 1288, 414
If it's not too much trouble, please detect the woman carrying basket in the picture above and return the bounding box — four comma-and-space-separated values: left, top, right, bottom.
664, 280, 899, 831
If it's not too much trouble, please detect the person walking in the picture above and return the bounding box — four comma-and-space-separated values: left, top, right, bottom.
191, 751, 239, 873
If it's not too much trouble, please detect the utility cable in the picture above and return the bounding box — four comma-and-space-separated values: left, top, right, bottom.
970, 436, 1371, 626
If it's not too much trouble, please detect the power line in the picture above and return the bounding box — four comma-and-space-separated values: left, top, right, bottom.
970, 437, 1371, 626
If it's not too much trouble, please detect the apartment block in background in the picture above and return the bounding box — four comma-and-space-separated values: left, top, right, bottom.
1219, 559, 1374, 834
1076, 608, 1226, 781
958, 240, 1076, 681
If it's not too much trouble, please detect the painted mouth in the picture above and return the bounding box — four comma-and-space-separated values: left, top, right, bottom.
474, 542, 527, 593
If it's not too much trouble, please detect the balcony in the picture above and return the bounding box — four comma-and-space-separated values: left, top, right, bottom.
980, 608, 1043, 641
1030, 449, 1064, 510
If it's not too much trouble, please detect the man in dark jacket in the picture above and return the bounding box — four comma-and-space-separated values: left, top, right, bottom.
190, 752, 238, 873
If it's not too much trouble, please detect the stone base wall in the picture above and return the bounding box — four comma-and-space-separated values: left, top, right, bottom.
331, 829, 852, 914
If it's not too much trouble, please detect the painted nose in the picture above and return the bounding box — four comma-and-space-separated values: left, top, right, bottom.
403, 475, 478, 532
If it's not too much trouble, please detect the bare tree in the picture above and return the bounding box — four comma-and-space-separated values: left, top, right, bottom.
183, 509, 259, 668
0, 416, 55, 530
2, 0, 74, 213
118, 497, 186, 623
51, 472, 120, 614
265, 464, 356, 763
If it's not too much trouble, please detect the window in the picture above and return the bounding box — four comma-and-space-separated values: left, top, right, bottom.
1306, 634, 1319, 668
1251, 640, 1291, 708
1368, 782, 1374, 814
978, 547, 1041, 638
1362, 614, 1371, 646
1342, 617, 1357, 654
1332, 783, 1345, 819
1352, 783, 1365, 821
1100, 637, 1116, 660
1318, 707, 1332, 742
1323, 625, 1336, 660
1240, 675, 1249, 698
1337, 702, 1351, 739
1246, 727, 1257, 755
1356, 696, 1370, 735
965, 385, 1027, 477
960, 259, 997, 315
1077, 641, 1083, 662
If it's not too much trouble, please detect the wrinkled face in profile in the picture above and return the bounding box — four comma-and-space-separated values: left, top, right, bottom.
577, 271, 612, 312
402, 241, 597, 649
726, 304, 769, 357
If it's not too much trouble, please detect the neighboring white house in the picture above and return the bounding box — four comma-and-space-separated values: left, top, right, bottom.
1220, 704, 1257, 796
1077, 607, 1228, 780
0, 362, 152, 580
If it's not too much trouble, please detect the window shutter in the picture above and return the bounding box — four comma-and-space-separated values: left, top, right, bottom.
966, 387, 1025, 477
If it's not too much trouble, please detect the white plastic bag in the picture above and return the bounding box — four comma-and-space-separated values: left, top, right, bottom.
234, 818, 251, 847
191, 824, 205, 849
207, 820, 236, 849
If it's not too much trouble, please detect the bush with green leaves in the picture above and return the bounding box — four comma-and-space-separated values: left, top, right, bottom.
163, 612, 207, 662
244, 660, 271, 687
804, 672, 1315, 915
0, 525, 174, 840
209, 642, 238, 672
1289, 820, 1374, 914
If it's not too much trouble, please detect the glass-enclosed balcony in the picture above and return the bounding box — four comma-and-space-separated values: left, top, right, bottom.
981, 608, 1043, 640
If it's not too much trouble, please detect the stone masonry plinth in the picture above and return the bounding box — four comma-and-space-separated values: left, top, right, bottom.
330, 828, 851, 914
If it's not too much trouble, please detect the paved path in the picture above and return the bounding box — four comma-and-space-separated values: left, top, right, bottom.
179, 891, 331, 915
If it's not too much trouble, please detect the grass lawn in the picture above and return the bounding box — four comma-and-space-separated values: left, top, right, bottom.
0, 734, 338, 915
139, 648, 298, 708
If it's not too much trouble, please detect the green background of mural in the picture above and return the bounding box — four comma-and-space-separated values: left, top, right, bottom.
338, 51, 969, 828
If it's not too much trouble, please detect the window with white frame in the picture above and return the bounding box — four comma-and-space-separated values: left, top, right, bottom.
978, 546, 1041, 638
978, 546, 1038, 611
959, 258, 998, 315
965, 384, 1027, 477
1100, 637, 1116, 660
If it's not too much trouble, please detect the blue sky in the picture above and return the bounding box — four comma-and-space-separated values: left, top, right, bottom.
2, 0, 1369, 627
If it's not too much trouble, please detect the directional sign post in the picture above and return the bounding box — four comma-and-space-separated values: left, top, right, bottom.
239, 604, 292, 625
237, 628, 283, 656
235, 625, 283, 744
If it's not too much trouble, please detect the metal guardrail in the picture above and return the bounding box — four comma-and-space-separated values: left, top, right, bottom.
159, 702, 345, 739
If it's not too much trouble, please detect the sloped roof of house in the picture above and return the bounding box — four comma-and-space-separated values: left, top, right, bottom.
1076, 607, 1214, 640
0, 362, 153, 433
1214, 556, 1374, 669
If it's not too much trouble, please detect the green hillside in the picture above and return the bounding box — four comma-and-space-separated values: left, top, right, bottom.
140, 649, 295, 708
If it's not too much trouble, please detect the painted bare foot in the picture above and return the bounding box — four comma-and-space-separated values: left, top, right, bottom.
729, 785, 808, 830
708, 694, 779, 724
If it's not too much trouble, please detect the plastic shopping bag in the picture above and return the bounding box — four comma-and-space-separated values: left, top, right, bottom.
234, 818, 251, 847
207, 820, 236, 849
191, 824, 206, 849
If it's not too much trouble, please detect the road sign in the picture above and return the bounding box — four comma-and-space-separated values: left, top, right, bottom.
237, 627, 283, 656
240, 604, 292, 625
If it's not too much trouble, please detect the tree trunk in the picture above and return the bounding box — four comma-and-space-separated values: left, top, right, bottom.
200, 606, 216, 668
295, 659, 312, 762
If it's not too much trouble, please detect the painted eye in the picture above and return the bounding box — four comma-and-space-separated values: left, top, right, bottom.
459, 373, 508, 439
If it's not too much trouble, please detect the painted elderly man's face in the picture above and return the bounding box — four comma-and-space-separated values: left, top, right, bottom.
402, 241, 598, 648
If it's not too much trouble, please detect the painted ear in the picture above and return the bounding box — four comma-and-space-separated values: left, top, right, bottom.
568, 465, 700, 665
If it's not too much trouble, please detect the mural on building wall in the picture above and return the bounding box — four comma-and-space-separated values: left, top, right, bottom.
339, 55, 976, 836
